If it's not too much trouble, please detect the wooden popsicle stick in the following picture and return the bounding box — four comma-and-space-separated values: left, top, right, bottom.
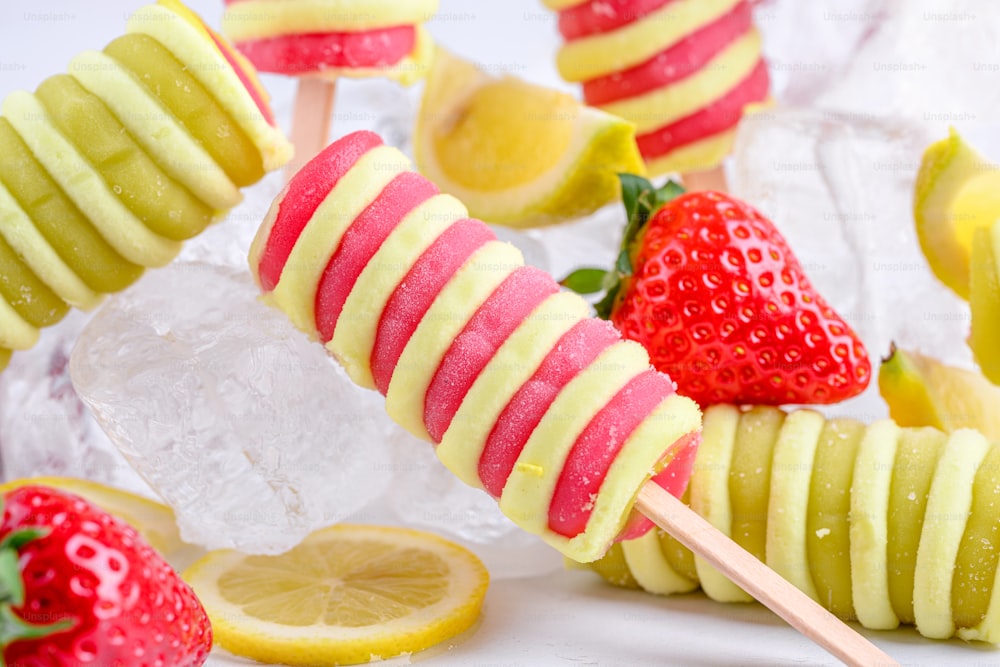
285, 77, 338, 181
681, 164, 729, 193
636, 482, 899, 667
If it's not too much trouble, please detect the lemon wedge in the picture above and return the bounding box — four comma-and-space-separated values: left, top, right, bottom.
877, 345, 1000, 441
914, 128, 1000, 299
182, 523, 489, 666
413, 48, 645, 228
0, 476, 194, 565
970, 220, 1000, 384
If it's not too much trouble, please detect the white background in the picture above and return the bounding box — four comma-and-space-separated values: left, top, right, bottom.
0, 1, 997, 665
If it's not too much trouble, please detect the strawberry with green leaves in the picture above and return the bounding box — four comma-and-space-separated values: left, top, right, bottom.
564, 175, 871, 407
0, 485, 211, 666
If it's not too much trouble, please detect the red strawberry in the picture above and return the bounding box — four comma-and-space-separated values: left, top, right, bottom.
563, 176, 871, 406
0, 485, 212, 666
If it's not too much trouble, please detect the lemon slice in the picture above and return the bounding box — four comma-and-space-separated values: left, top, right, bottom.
0, 476, 191, 563
877, 345, 1000, 441
914, 128, 1000, 299
413, 48, 644, 228
182, 523, 489, 666
970, 220, 1000, 384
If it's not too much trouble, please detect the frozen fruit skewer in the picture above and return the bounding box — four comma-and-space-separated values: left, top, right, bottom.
221, 0, 437, 83
545, 0, 770, 180
249, 129, 701, 560
249, 129, 898, 667
222, 0, 438, 175
583, 404, 1000, 642
0, 0, 292, 372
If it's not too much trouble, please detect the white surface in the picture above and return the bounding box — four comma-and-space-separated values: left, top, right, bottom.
1, 1, 999, 665
205, 569, 992, 667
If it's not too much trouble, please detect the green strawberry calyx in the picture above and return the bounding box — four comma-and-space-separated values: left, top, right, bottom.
0, 496, 73, 660
560, 173, 684, 319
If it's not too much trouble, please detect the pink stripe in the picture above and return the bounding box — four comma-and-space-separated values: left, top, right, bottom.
314, 171, 438, 343
235, 26, 415, 75
424, 267, 559, 444
548, 370, 674, 538
478, 318, 622, 498
582, 1, 753, 105
207, 27, 277, 126
635, 58, 769, 160
371, 219, 496, 395
257, 131, 382, 292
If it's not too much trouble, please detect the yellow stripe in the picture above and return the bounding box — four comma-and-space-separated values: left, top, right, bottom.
556, 0, 742, 82
766, 409, 826, 602
386, 241, 523, 441
850, 420, 901, 630
599, 30, 761, 135
69, 50, 242, 212
0, 293, 39, 350
0, 179, 101, 310
622, 529, 699, 594
542, 0, 590, 11
129, 4, 292, 173
437, 291, 590, 489
643, 127, 738, 176
914, 429, 991, 638
499, 341, 649, 535
268, 145, 408, 339
3, 92, 181, 268
331, 193, 467, 390
690, 403, 750, 602
222, 0, 439, 40
960, 550, 1000, 641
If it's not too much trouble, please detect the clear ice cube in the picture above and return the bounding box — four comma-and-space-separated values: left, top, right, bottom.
68, 261, 562, 575
815, 0, 1000, 143
0, 310, 149, 493
754, 0, 890, 106
69, 262, 393, 554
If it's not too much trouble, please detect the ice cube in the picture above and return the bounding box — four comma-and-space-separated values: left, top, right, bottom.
730, 107, 971, 420
754, 0, 890, 106
815, 0, 1000, 140
177, 171, 286, 270
0, 310, 149, 493
69, 262, 393, 554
